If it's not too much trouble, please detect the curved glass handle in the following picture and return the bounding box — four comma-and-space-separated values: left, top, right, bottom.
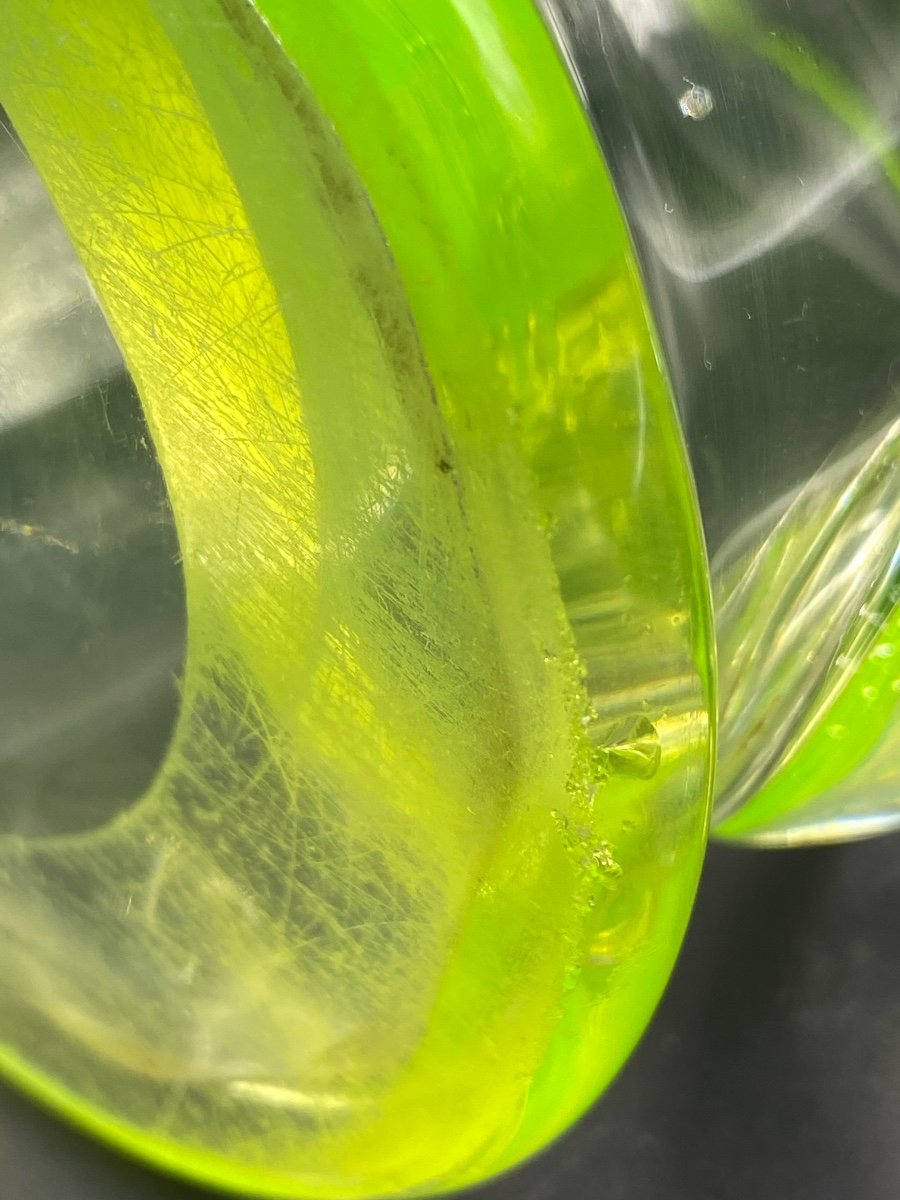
542, 0, 900, 845
0, 3, 710, 1197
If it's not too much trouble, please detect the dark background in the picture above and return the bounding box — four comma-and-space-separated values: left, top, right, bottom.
3, 835, 899, 1200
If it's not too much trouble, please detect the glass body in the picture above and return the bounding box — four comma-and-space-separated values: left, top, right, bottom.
542, 0, 899, 844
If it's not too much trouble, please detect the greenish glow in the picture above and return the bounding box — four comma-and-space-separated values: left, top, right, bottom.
716, 598, 899, 843
0, 1, 712, 1196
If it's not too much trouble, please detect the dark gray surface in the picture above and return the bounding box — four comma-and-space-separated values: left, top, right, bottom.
2, 835, 899, 1200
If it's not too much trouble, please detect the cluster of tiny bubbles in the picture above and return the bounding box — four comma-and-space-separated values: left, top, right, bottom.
550, 702, 667, 994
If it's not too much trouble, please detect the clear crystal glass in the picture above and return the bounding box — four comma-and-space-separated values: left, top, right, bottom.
543, 0, 899, 844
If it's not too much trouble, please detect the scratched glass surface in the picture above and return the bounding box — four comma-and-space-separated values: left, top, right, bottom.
0, 4, 711, 1197
543, 0, 900, 843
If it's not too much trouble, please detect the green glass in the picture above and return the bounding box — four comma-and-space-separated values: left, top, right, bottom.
0, 2, 712, 1197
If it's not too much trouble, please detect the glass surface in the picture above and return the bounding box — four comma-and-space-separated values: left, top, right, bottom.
0, 3, 712, 1197
542, 0, 900, 844
0, 112, 185, 839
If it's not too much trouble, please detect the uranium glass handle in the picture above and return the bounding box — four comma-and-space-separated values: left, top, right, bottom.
0, 3, 710, 1197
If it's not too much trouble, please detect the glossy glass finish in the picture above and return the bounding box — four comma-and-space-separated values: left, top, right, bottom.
0, 113, 185, 840
0, 3, 711, 1196
542, 0, 900, 844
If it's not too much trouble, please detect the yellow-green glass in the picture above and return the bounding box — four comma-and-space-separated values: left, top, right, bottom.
0, 2, 712, 1196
